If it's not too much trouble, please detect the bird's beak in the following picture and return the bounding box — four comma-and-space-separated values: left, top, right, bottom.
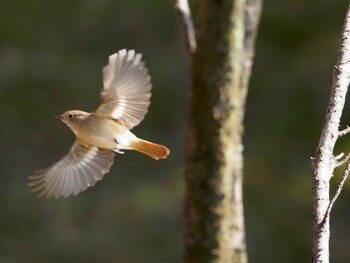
55, 114, 63, 120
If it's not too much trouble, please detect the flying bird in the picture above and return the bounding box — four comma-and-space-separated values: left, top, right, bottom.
28, 49, 170, 199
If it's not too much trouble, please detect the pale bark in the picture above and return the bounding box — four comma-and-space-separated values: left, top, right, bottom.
312, 5, 350, 263
173, 0, 196, 55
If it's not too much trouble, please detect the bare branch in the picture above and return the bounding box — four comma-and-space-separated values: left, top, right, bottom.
312, 4, 350, 263
335, 152, 350, 168
322, 162, 350, 226
173, 0, 196, 56
334, 152, 344, 160
338, 126, 350, 137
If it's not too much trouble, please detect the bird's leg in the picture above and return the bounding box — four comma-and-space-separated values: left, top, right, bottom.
113, 138, 125, 154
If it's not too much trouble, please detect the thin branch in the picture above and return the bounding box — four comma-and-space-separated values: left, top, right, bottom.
173, 0, 197, 56
321, 161, 350, 227
334, 152, 344, 161
335, 152, 350, 168
338, 125, 350, 137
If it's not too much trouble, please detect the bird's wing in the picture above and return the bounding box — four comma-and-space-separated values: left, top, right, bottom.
28, 141, 115, 199
95, 49, 152, 130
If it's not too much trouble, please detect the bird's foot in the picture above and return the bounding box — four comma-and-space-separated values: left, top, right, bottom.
113, 149, 125, 154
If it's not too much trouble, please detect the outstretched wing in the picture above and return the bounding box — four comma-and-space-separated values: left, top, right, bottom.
95, 49, 152, 130
28, 141, 115, 199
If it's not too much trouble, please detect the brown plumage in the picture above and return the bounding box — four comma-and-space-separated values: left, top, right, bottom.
28, 50, 170, 199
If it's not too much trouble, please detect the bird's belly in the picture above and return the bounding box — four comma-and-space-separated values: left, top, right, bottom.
84, 135, 116, 150
76, 117, 136, 150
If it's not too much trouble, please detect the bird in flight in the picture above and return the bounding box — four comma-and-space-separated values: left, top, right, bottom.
28, 49, 170, 199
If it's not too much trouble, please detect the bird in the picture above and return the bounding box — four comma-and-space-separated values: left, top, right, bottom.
28, 49, 170, 199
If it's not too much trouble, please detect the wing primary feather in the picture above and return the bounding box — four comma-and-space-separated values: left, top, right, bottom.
97, 49, 153, 129
40, 170, 59, 198
28, 142, 115, 198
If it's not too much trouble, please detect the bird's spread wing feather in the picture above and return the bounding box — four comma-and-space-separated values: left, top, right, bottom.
28, 141, 115, 199
96, 49, 152, 129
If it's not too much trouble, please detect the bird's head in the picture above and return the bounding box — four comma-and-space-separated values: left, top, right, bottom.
55, 110, 90, 131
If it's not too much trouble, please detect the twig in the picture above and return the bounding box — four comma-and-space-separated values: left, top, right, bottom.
334, 152, 344, 160
335, 152, 350, 168
338, 126, 350, 137
321, 161, 350, 227
173, 0, 196, 56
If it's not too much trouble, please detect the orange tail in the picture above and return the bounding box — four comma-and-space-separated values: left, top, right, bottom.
131, 139, 170, 160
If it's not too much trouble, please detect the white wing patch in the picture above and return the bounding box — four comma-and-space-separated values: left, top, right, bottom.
96, 49, 152, 130
28, 141, 115, 199
112, 96, 128, 120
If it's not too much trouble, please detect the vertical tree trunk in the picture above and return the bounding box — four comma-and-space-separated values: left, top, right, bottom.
184, 0, 262, 262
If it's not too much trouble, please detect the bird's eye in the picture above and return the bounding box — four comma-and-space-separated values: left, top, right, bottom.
68, 114, 73, 119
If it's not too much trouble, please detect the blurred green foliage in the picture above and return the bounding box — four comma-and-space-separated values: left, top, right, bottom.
1, 0, 350, 262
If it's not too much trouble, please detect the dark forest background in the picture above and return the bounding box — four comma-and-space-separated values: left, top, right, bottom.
1, 0, 350, 262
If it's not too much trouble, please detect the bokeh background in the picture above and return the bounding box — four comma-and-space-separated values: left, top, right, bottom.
1, 0, 350, 262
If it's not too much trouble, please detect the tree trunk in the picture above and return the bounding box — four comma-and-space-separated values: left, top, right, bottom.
183, 0, 262, 262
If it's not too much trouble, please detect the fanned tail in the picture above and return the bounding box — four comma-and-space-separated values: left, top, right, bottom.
131, 139, 170, 160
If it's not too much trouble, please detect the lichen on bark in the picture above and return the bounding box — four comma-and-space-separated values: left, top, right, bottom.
184, 0, 262, 262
